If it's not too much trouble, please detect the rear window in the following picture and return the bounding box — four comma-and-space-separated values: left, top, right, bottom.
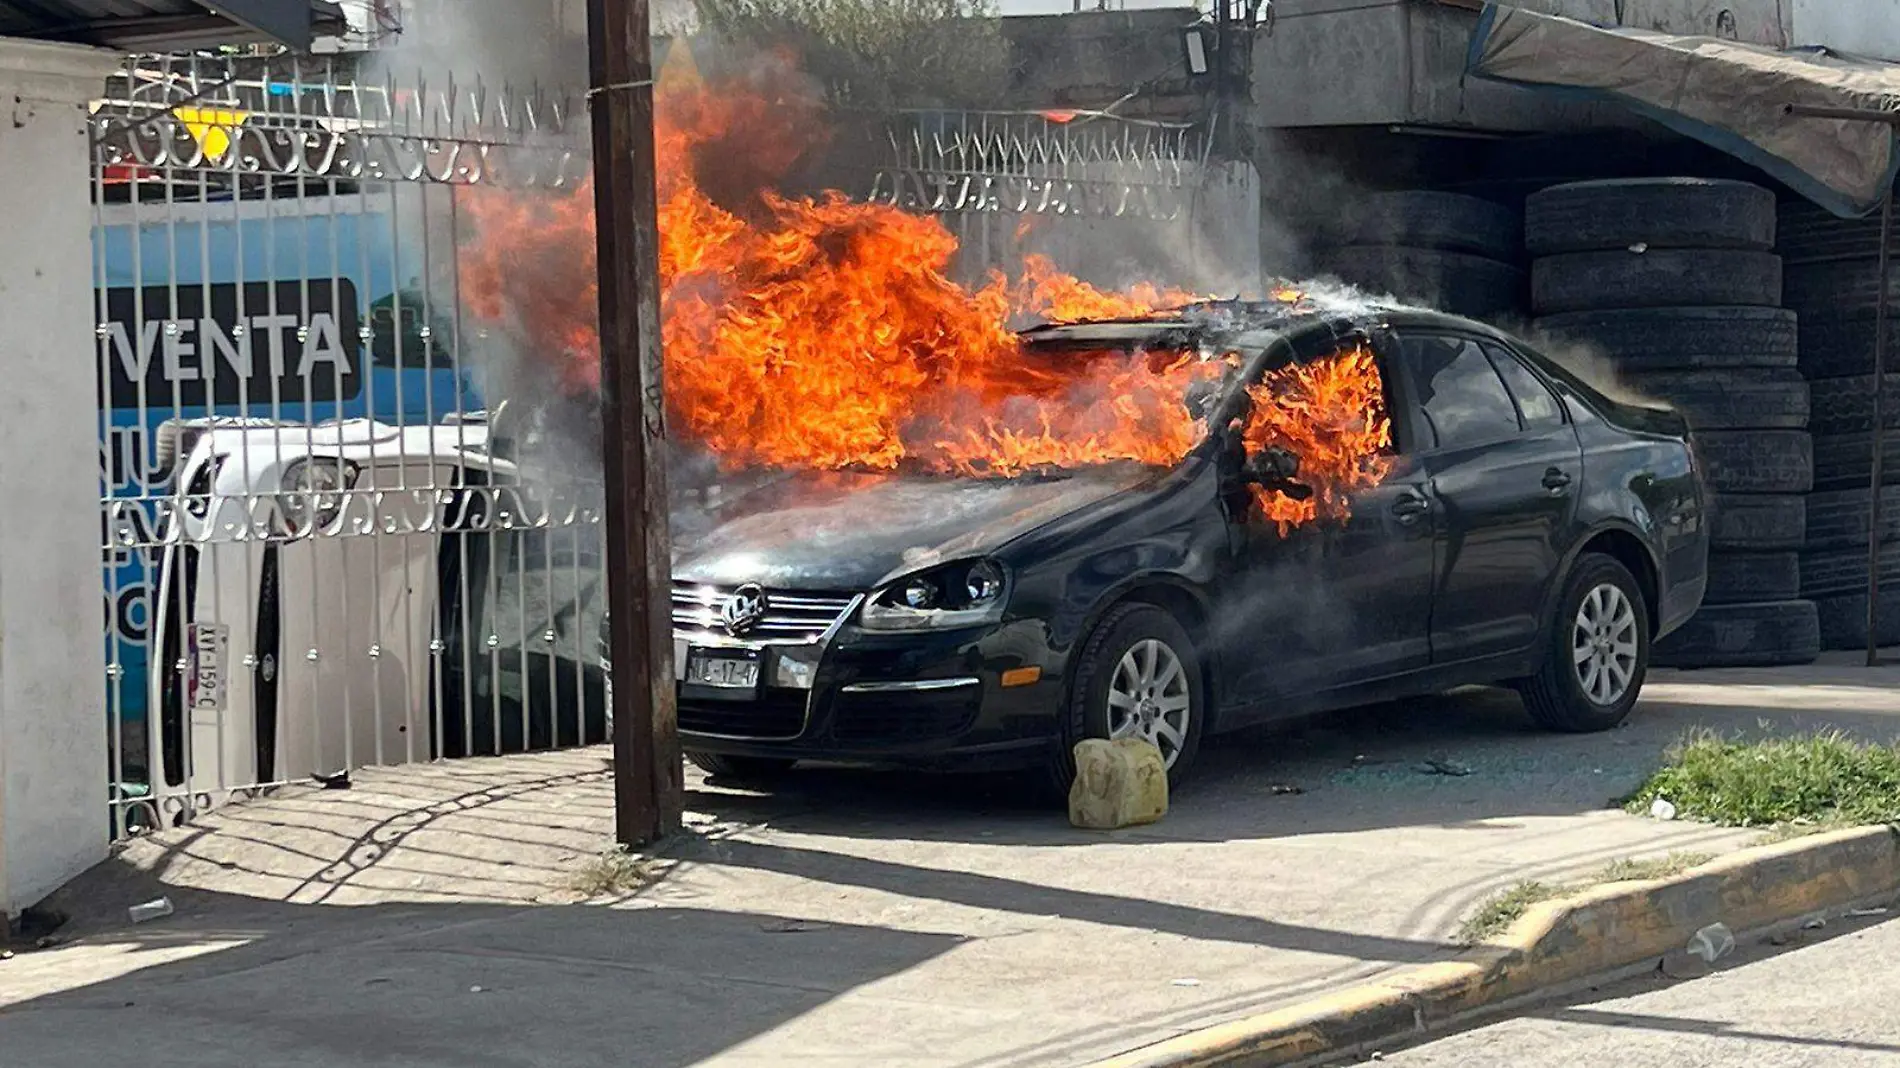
1485, 344, 1566, 431
1399, 335, 1521, 449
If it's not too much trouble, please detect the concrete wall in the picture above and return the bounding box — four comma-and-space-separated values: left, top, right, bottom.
1792, 0, 1900, 60
1251, 0, 1623, 130
0, 36, 120, 921
1004, 8, 1205, 119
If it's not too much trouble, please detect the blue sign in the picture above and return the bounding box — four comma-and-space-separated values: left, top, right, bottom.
97, 196, 480, 733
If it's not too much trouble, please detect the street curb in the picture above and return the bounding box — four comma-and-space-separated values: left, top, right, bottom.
1084, 823, 1900, 1068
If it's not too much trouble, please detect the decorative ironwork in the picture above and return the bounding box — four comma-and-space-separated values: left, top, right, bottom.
868, 108, 1206, 220
93, 52, 588, 188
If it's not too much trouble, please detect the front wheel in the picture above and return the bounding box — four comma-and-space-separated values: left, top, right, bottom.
1516, 553, 1650, 732
1047, 603, 1206, 796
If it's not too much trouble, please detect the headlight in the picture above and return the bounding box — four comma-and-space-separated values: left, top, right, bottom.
861, 559, 1009, 632
278, 457, 359, 534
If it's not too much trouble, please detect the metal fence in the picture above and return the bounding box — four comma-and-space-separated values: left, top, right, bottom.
93, 54, 1250, 838
869, 108, 1260, 295
95, 53, 603, 837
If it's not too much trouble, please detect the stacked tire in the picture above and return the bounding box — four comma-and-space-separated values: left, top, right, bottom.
1526, 178, 1820, 668
1780, 195, 1900, 648
1307, 191, 1524, 320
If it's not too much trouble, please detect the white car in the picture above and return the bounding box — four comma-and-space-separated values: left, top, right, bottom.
143, 414, 609, 811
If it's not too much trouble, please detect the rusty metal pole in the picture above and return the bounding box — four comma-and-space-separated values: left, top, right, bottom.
588, 0, 682, 845
1865, 187, 1893, 667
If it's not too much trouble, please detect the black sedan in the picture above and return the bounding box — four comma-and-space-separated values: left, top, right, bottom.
667, 302, 1709, 791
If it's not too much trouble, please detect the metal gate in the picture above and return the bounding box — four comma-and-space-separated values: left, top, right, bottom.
869, 108, 1262, 297
94, 52, 600, 836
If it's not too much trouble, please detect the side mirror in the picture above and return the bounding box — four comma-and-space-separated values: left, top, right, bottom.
1184, 379, 1222, 420
1245, 446, 1314, 501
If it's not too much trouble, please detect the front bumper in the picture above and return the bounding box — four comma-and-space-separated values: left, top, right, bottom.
676, 619, 1065, 769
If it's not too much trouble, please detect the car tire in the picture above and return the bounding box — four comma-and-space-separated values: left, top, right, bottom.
1330, 191, 1521, 259
1625, 369, 1810, 430
1805, 487, 1900, 550
1311, 245, 1523, 319
1530, 307, 1797, 371
1711, 493, 1806, 551
1784, 258, 1900, 316
1048, 602, 1206, 796
1798, 314, 1900, 379
1525, 177, 1777, 256
1806, 375, 1900, 436
1812, 431, 1900, 490
1778, 198, 1900, 265
1694, 431, 1815, 495
1812, 590, 1900, 650
1531, 250, 1783, 315
1799, 544, 1900, 598
1706, 551, 1801, 605
1517, 553, 1650, 733
685, 751, 796, 781
1653, 600, 1821, 668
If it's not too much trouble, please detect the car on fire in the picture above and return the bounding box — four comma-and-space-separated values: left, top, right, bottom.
671, 300, 1708, 791
147, 299, 1708, 802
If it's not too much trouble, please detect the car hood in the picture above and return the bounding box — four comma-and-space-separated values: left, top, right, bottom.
670, 466, 1156, 590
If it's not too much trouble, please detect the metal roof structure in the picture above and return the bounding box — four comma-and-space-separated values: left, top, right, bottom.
0, 0, 348, 52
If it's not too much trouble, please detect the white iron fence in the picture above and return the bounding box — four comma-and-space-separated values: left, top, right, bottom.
95, 53, 604, 837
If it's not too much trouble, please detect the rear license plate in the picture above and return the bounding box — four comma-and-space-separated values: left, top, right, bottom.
186, 622, 231, 715
688, 649, 762, 692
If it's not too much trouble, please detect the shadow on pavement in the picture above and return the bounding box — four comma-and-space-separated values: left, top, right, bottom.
683, 678, 1900, 847
679, 835, 1452, 964
3, 881, 962, 1068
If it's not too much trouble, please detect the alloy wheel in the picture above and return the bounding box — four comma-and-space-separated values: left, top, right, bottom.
1106, 638, 1192, 769
1572, 582, 1639, 706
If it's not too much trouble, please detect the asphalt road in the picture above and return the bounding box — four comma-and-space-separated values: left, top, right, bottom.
1385, 912, 1900, 1067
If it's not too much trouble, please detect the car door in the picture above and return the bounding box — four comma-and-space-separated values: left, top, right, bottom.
1220, 336, 1436, 704
1394, 331, 1583, 665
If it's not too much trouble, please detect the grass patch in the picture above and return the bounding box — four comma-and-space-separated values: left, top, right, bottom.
1624, 730, 1900, 828
1459, 852, 1720, 945
1458, 881, 1562, 944
567, 846, 663, 898
1592, 851, 1715, 884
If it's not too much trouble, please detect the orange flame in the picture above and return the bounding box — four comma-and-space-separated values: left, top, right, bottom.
458, 71, 1393, 526
1245, 344, 1395, 534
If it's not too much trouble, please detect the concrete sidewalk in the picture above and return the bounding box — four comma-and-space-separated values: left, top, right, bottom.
6, 659, 1900, 1068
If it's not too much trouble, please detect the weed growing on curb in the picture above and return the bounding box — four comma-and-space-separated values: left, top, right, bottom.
1593, 851, 1715, 884
568, 846, 663, 898
1459, 881, 1561, 944
1625, 730, 1900, 827
1458, 851, 1718, 945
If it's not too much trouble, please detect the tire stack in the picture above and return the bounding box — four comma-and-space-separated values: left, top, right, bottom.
1307, 191, 1524, 320
1779, 195, 1900, 649
1526, 178, 1820, 668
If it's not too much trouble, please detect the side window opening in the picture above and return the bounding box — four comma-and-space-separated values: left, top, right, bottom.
1399, 334, 1523, 450
1484, 342, 1567, 432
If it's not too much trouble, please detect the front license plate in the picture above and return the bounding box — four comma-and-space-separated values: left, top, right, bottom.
186, 622, 231, 715
688, 650, 762, 691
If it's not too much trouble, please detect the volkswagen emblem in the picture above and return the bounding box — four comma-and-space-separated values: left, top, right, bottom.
720, 584, 769, 636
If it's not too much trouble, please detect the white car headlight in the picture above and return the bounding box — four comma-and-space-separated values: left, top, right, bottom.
861, 559, 1009, 632
278, 457, 359, 535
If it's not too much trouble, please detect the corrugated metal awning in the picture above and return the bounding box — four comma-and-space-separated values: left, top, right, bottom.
0, 0, 348, 52
1467, 3, 1900, 218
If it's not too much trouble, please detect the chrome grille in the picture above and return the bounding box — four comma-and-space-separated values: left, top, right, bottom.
670, 582, 857, 643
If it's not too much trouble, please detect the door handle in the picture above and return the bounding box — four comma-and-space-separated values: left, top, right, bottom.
1542, 468, 1573, 493
1391, 490, 1431, 524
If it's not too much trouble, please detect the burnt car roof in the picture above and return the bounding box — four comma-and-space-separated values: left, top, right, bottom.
1017, 298, 1508, 354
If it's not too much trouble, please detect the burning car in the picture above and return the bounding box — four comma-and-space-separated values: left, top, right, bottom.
671, 299, 1709, 791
